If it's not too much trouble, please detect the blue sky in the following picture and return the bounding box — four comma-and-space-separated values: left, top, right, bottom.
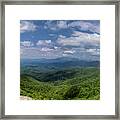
20, 20, 100, 61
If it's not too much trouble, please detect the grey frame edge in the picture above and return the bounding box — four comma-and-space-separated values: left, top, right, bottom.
0, 0, 119, 119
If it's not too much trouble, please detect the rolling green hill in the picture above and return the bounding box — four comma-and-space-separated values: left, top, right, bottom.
20, 67, 100, 100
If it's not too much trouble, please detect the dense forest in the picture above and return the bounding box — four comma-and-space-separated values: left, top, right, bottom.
20, 59, 100, 100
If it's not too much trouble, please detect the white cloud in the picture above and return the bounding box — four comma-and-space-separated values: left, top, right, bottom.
59, 35, 66, 38
57, 21, 68, 29
49, 34, 56, 37
57, 31, 100, 47
41, 47, 54, 52
20, 21, 37, 33
86, 48, 96, 52
45, 40, 51, 44
36, 40, 43, 46
57, 37, 81, 46
44, 21, 56, 30
20, 41, 34, 47
86, 48, 100, 56
21, 47, 63, 59
44, 20, 99, 33
36, 40, 52, 46
44, 20, 68, 31
72, 31, 99, 42
68, 21, 100, 33
54, 46, 58, 49
20, 45, 100, 60
62, 53, 69, 57
63, 50, 75, 54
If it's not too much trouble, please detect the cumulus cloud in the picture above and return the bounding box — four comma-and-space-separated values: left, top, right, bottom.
45, 40, 51, 44
57, 37, 81, 46
36, 40, 52, 46
20, 21, 38, 33
20, 41, 34, 47
57, 21, 68, 29
86, 48, 100, 56
49, 34, 56, 37
72, 31, 99, 42
21, 47, 63, 59
20, 20, 100, 60
44, 20, 99, 34
54, 46, 58, 50
41, 47, 54, 52
62, 53, 69, 57
57, 31, 100, 47
63, 50, 75, 54
44, 21, 56, 30
59, 35, 66, 38
21, 45, 100, 60
68, 21, 100, 33
44, 20, 68, 31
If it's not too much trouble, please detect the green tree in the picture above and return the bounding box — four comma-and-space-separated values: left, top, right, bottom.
64, 85, 80, 99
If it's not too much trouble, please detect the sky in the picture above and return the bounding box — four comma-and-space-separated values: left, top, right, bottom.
20, 20, 100, 61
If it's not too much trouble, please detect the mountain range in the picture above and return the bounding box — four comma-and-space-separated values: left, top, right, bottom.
21, 57, 99, 67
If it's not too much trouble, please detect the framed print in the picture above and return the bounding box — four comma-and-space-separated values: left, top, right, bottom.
0, 0, 119, 119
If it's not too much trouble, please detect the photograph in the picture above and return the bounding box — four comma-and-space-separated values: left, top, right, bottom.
2, 1, 118, 118
20, 20, 100, 100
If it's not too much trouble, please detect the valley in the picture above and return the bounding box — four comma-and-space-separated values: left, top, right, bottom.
20, 58, 100, 100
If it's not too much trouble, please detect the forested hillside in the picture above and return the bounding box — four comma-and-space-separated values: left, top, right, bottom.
20, 67, 100, 100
